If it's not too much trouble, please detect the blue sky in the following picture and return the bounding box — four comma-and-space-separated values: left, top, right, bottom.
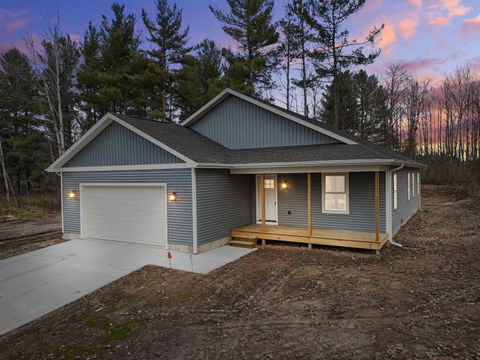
1, 0, 480, 84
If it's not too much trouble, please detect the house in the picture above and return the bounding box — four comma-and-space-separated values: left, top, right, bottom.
47, 88, 425, 254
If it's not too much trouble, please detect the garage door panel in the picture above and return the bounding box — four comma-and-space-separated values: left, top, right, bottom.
82, 185, 167, 246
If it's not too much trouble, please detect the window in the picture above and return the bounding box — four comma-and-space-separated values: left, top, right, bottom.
322, 174, 349, 214
417, 172, 420, 194
393, 173, 398, 210
264, 179, 274, 189
407, 173, 411, 200
412, 173, 415, 198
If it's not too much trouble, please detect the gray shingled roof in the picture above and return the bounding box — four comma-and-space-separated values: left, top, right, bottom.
116, 114, 424, 167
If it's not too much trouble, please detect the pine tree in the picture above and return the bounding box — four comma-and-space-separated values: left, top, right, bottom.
278, 7, 299, 110
77, 3, 149, 120
321, 69, 388, 143
303, 0, 384, 128
175, 40, 225, 119
40, 35, 81, 149
210, 0, 279, 96
77, 22, 102, 131
288, 0, 315, 116
0, 48, 49, 194
352, 70, 387, 142
97, 3, 142, 114
320, 70, 357, 131
142, 0, 190, 120
0, 49, 38, 135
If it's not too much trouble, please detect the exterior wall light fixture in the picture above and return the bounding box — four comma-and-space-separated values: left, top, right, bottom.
68, 191, 76, 198
281, 181, 288, 189
169, 192, 177, 201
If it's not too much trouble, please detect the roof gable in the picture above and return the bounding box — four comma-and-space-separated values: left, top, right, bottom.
64, 121, 184, 167
46, 114, 196, 172
188, 95, 341, 149
181, 88, 357, 146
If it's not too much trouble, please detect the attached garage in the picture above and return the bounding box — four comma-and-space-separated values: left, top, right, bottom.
80, 184, 167, 247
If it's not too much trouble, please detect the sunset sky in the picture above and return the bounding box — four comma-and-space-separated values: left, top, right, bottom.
1, 0, 479, 85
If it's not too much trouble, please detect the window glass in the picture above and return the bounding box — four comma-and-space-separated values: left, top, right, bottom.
325, 175, 345, 193
264, 179, 274, 189
408, 173, 411, 200
324, 174, 347, 213
325, 193, 347, 211
393, 174, 398, 210
412, 174, 415, 198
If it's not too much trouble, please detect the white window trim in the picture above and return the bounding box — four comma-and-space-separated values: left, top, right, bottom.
393, 173, 398, 210
407, 173, 411, 201
322, 173, 349, 215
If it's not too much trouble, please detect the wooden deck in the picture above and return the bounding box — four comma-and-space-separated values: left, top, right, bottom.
231, 224, 388, 253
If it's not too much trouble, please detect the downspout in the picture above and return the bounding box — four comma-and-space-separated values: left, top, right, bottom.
389, 164, 404, 247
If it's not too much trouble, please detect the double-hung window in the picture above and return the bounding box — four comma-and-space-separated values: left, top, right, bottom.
417, 172, 420, 195
322, 174, 349, 214
393, 173, 398, 210
407, 173, 411, 200
412, 173, 415, 198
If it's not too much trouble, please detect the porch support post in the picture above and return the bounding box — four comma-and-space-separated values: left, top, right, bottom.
375, 171, 380, 242
260, 174, 266, 225
307, 173, 312, 236
385, 168, 393, 241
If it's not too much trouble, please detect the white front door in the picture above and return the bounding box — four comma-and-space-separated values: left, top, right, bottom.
256, 175, 278, 225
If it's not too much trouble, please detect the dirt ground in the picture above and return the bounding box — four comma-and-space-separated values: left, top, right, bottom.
0, 185, 479, 359
0, 216, 63, 260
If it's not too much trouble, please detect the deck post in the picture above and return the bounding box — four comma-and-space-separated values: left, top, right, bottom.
307, 173, 312, 237
375, 171, 380, 242
260, 174, 266, 225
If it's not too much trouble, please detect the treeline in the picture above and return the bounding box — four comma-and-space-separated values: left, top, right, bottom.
0, 0, 478, 201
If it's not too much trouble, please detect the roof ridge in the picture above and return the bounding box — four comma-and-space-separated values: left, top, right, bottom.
114, 113, 173, 125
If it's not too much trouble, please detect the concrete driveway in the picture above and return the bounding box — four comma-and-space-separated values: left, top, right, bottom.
0, 239, 254, 335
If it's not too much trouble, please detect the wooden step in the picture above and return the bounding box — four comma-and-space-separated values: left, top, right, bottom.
229, 237, 256, 248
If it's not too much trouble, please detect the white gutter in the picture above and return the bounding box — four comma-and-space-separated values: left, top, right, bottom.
389, 164, 405, 248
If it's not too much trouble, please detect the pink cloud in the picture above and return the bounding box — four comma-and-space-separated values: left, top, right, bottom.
4, 18, 28, 33
402, 58, 448, 73
398, 18, 418, 38
379, 23, 396, 49
410, 0, 423, 7
69, 33, 82, 43
470, 57, 480, 74
428, 0, 471, 26
460, 14, 480, 36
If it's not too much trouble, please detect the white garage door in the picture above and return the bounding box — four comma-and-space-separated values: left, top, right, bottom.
81, 184, 167, 246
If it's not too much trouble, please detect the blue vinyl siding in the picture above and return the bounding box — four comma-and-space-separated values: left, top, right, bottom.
392, 168, 420, 234
65, 122, 183, 167
196, 169, 253, 245
191, 96, 340, 149
274, 172, 386, 232
62, 169, 193, 246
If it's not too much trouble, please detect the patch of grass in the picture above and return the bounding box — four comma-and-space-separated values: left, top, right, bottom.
84, 316, 112, 331
49, 313, 141, 358
102, 323, 135, 345
180, 291, 195, 300
0, 193, 60, 219
84, 313, 137, 345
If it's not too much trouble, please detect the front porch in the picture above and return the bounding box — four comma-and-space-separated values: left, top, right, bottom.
231, 224, 388, 253
230, 171, 388, 253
